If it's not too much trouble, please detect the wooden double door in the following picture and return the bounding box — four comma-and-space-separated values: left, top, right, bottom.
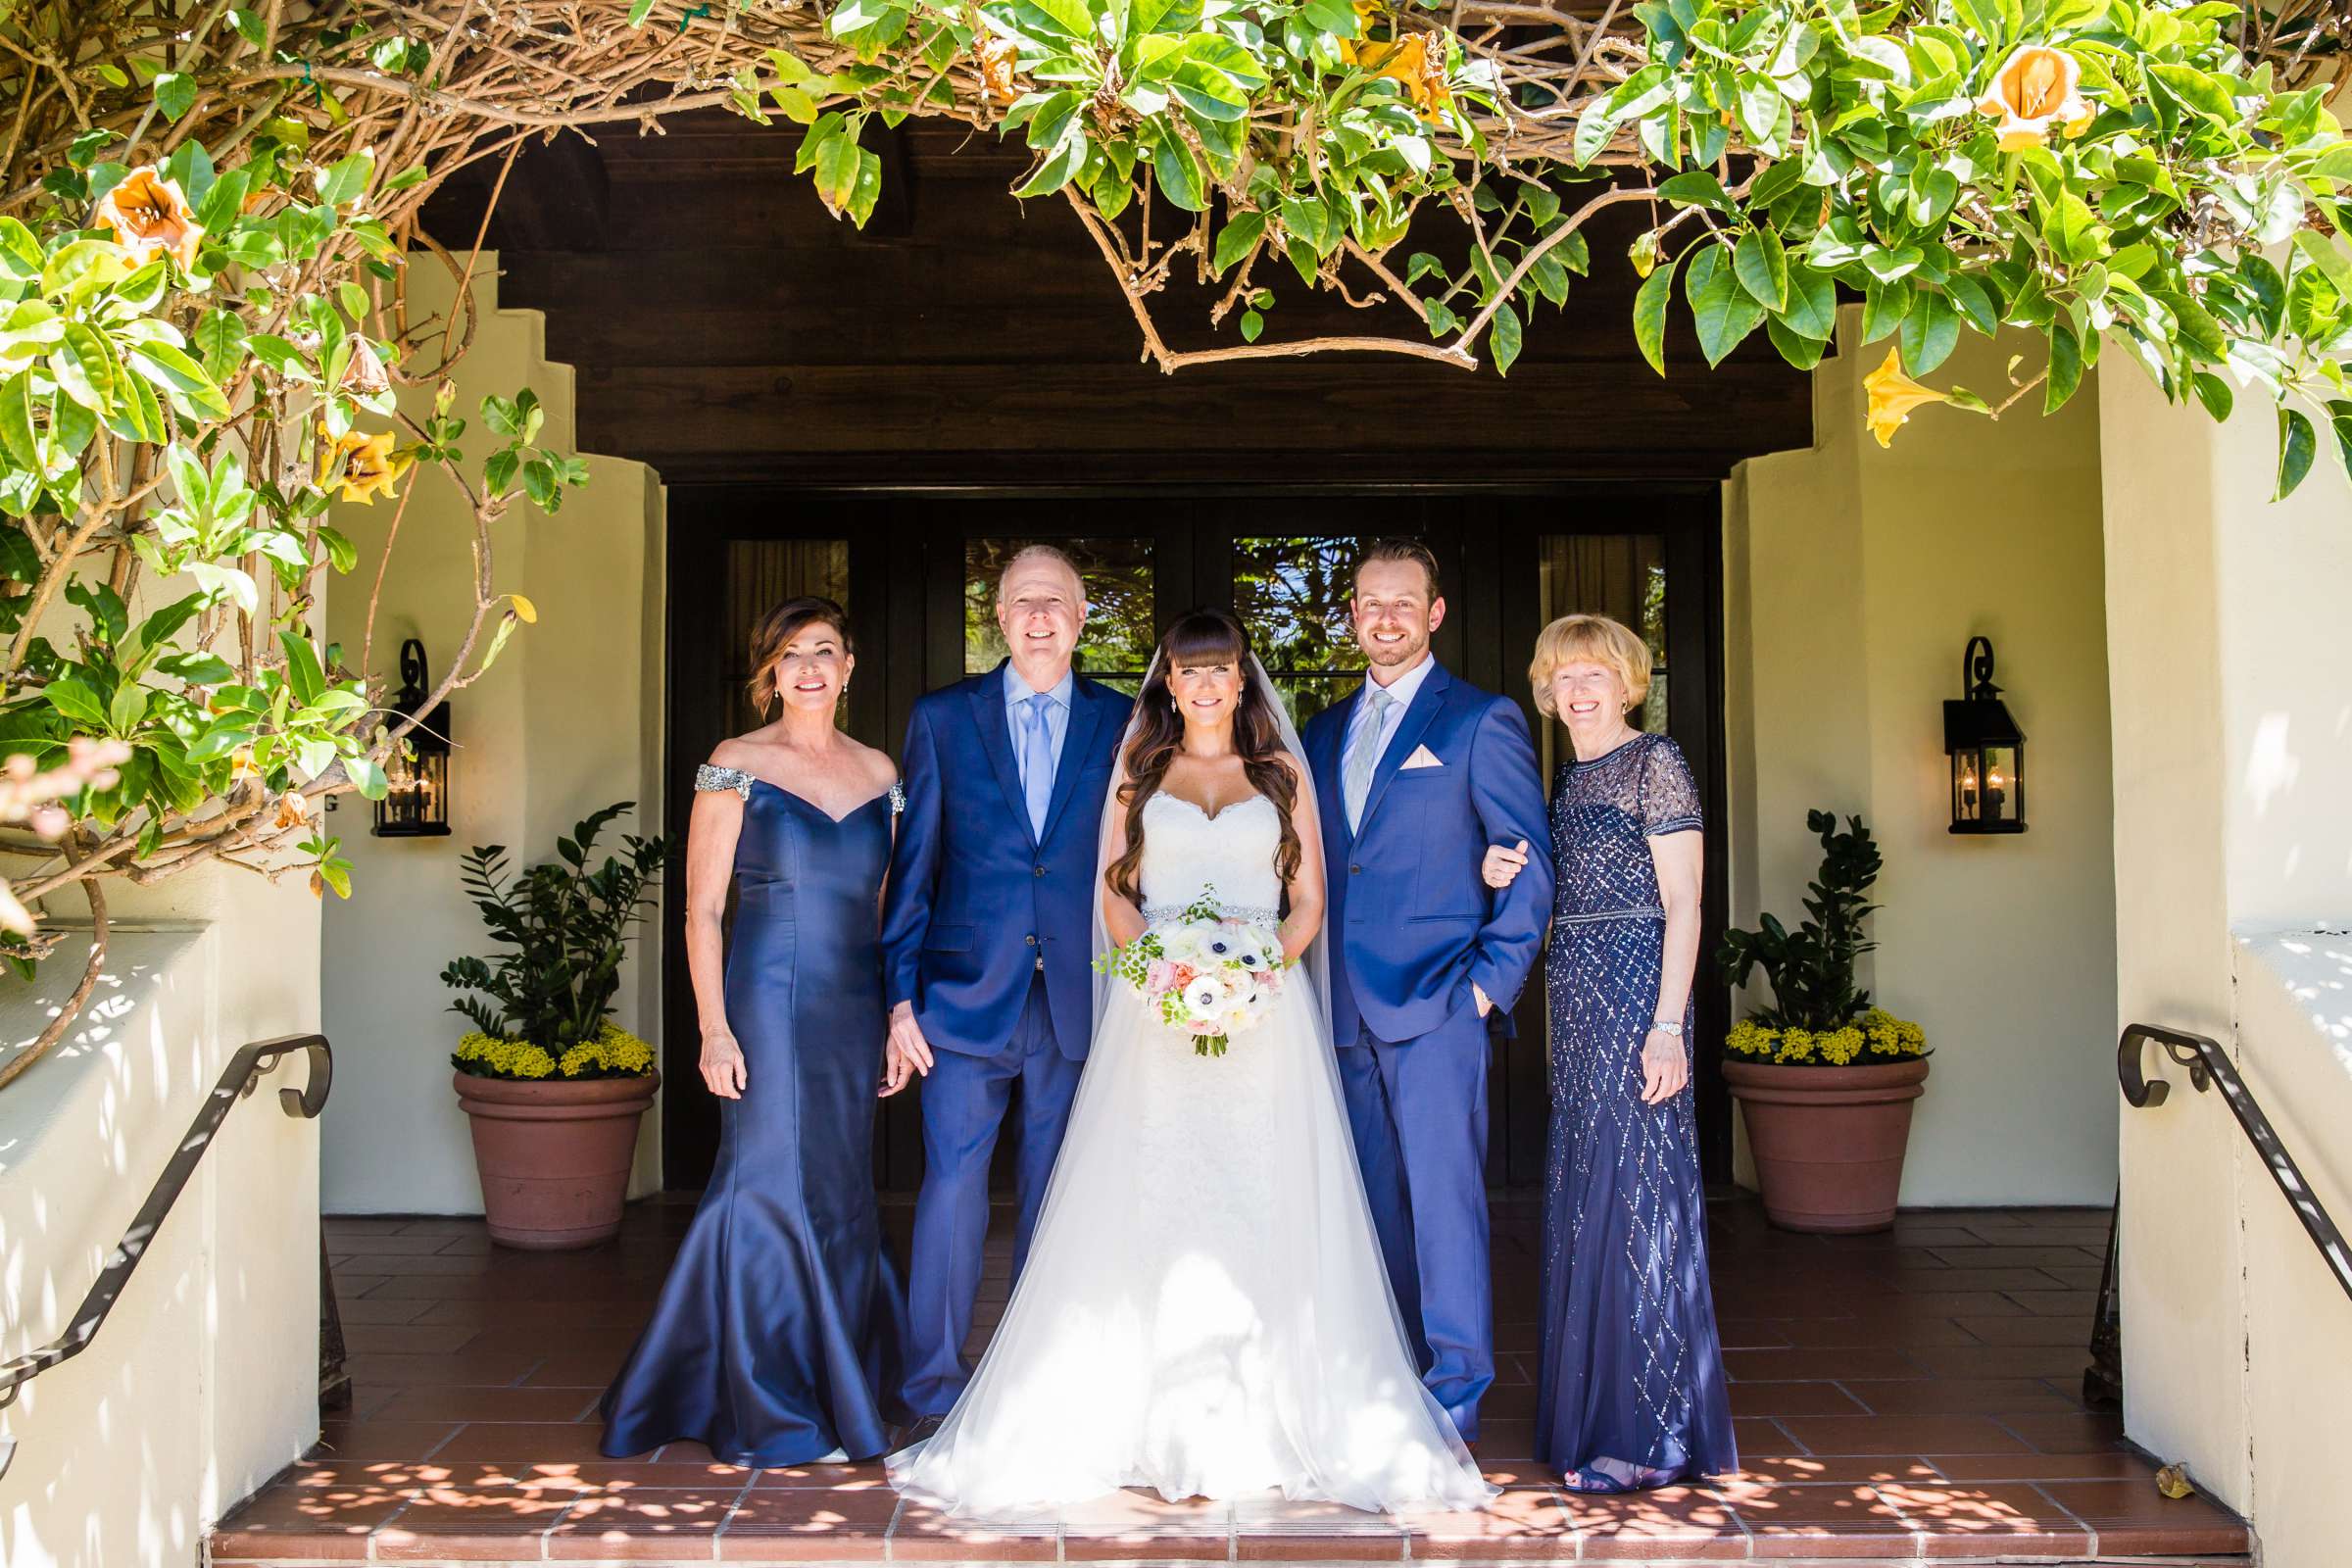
661, 488, 1730, 1193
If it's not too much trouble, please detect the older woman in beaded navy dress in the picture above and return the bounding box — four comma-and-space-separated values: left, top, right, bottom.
1491, 612, 1734, 1493
601, 596, 913, 1466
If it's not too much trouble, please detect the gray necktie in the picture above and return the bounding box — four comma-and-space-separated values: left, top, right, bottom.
1020, 691, 1055, 837
1343, 686, 1395, 832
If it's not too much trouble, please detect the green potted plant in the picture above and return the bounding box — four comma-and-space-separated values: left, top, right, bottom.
442, 803, 668, 1250
1717, 809, 1930, 1234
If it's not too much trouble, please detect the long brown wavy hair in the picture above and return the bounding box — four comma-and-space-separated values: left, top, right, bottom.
1107, 609, 1301, 905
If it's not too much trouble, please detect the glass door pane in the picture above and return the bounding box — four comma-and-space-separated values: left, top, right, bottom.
1535, 534, 1667, 778
1231, 534, 1379, 725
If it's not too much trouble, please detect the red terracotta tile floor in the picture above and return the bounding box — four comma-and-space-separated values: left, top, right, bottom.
210, 1195, 2251, 1566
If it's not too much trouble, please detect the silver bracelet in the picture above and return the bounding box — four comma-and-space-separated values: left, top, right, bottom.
1651, 1017, 1685, 1038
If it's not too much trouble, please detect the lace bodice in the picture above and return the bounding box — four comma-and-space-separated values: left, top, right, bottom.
1137, 791, 1284, 923
1548, 732, 1699, 922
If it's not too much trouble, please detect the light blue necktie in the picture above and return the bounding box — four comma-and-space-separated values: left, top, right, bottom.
1020, 690, 1055, 837
1343, 685, 1395, 833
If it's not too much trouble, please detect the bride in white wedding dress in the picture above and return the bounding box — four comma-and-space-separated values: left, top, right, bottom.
888, 609, 1494, 1520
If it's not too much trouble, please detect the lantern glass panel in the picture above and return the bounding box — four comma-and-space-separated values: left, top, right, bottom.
1982, 743, 2021, 826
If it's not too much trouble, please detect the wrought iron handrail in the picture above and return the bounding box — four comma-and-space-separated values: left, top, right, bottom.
2119, 1021, 2352, 1304
0, 1033, 331, 1466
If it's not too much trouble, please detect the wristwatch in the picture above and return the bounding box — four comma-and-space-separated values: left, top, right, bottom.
1651, 1017, 1685, 1038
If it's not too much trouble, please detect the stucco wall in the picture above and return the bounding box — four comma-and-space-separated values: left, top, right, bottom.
2100, 357, 2352, 1567
0, 868, 322, 1568
1725, 312, 2120, 1205
318, 257, 666, 1215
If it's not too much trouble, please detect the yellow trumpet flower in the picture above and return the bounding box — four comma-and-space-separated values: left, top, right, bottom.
1976, 46, 2094, 153
1862, 348, 1953, 448
317, 425, 405, 505
93, 166, 207, 270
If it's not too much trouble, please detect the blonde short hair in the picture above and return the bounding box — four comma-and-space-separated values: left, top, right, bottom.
1529, 612, 1651, 717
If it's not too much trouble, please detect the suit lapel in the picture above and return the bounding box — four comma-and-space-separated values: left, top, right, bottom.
1357, 662, 1450, 832
969, 662, 1037, 847
1037, 677, 1111, 845
1316, 690, 1357, 848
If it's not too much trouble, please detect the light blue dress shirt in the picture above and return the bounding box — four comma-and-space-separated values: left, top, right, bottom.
1004, 662, 1075, 799
1341, 653, 1436, 789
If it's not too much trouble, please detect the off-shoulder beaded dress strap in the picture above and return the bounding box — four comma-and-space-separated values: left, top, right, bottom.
888, 781, 906, 815
696, 763, 755, 799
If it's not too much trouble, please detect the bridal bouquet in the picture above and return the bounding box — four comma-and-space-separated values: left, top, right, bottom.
1096, 891, 1287, 1056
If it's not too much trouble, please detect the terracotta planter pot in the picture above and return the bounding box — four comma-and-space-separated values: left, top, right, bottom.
453, 1069, 659, 1250
1724, 1056, 1929, 1234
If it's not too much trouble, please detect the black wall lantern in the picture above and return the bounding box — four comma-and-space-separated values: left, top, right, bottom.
373, 637, 452, 838
1944, 634, 2026, 835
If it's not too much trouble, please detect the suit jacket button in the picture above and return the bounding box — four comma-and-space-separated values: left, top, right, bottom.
1350, 863, 1362, 874
1024, 934, 1037, 945
1035, 864, 1046, 876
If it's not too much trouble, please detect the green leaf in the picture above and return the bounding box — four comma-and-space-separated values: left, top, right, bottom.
0, 370, 38, 470
0, 218, 42, 280
278, 630, 326, 707
2277, 406, 2317, 500
55, 322, 119, 413
1657, 171, 1735, 213
813, 126, 863, 213
195, 309, 248, 380
315, 152, 374, 207
43, 677, 106, 727
1572, 101, 1620, 168
2147, 64, 2234, 122
1491, 303, 1522, 376
845, 149, 883, 229
0, 526, 37, 583
2048, 192, 2108, 268
108, 681, 148, 735
1010, 0, 1090, 42
1240, 308, 1264, 342
1899, 290, 1959, 375
1733, 229, 1788, 311
1213, 210, 1265, 276
1944, 272, 1998, 336
1685, 244, 1764, 368
1780, 266, 1837, 341
128, 341, 231, 418
1633, 247, 1682, 375
1764, 315, 1827, 370
2190, 370, 2234, 423
154, 73, 198, 122
1152, 135, 1203, 212
1860, 277, 1912, 344
2044, 322, 2083, 416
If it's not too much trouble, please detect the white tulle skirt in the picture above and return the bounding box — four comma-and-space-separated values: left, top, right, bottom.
887, 977, 1496, 1519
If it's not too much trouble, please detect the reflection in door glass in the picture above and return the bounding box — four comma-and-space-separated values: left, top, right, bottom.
1232, 535, 1377, 726
965, 537, 1156, 692
1536, 535, 1668, 779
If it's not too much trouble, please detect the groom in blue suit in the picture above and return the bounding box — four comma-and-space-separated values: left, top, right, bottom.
881, 545, 1134, 1420
1303, 538, 1553, 1445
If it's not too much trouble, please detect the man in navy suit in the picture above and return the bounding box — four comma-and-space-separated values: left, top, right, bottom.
1302, 538, 1553, 1445
880, 545, 1134, 1422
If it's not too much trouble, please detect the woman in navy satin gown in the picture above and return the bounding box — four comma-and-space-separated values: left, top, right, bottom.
601, 596, 911, 1465
1520, 613, 1734, 1493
